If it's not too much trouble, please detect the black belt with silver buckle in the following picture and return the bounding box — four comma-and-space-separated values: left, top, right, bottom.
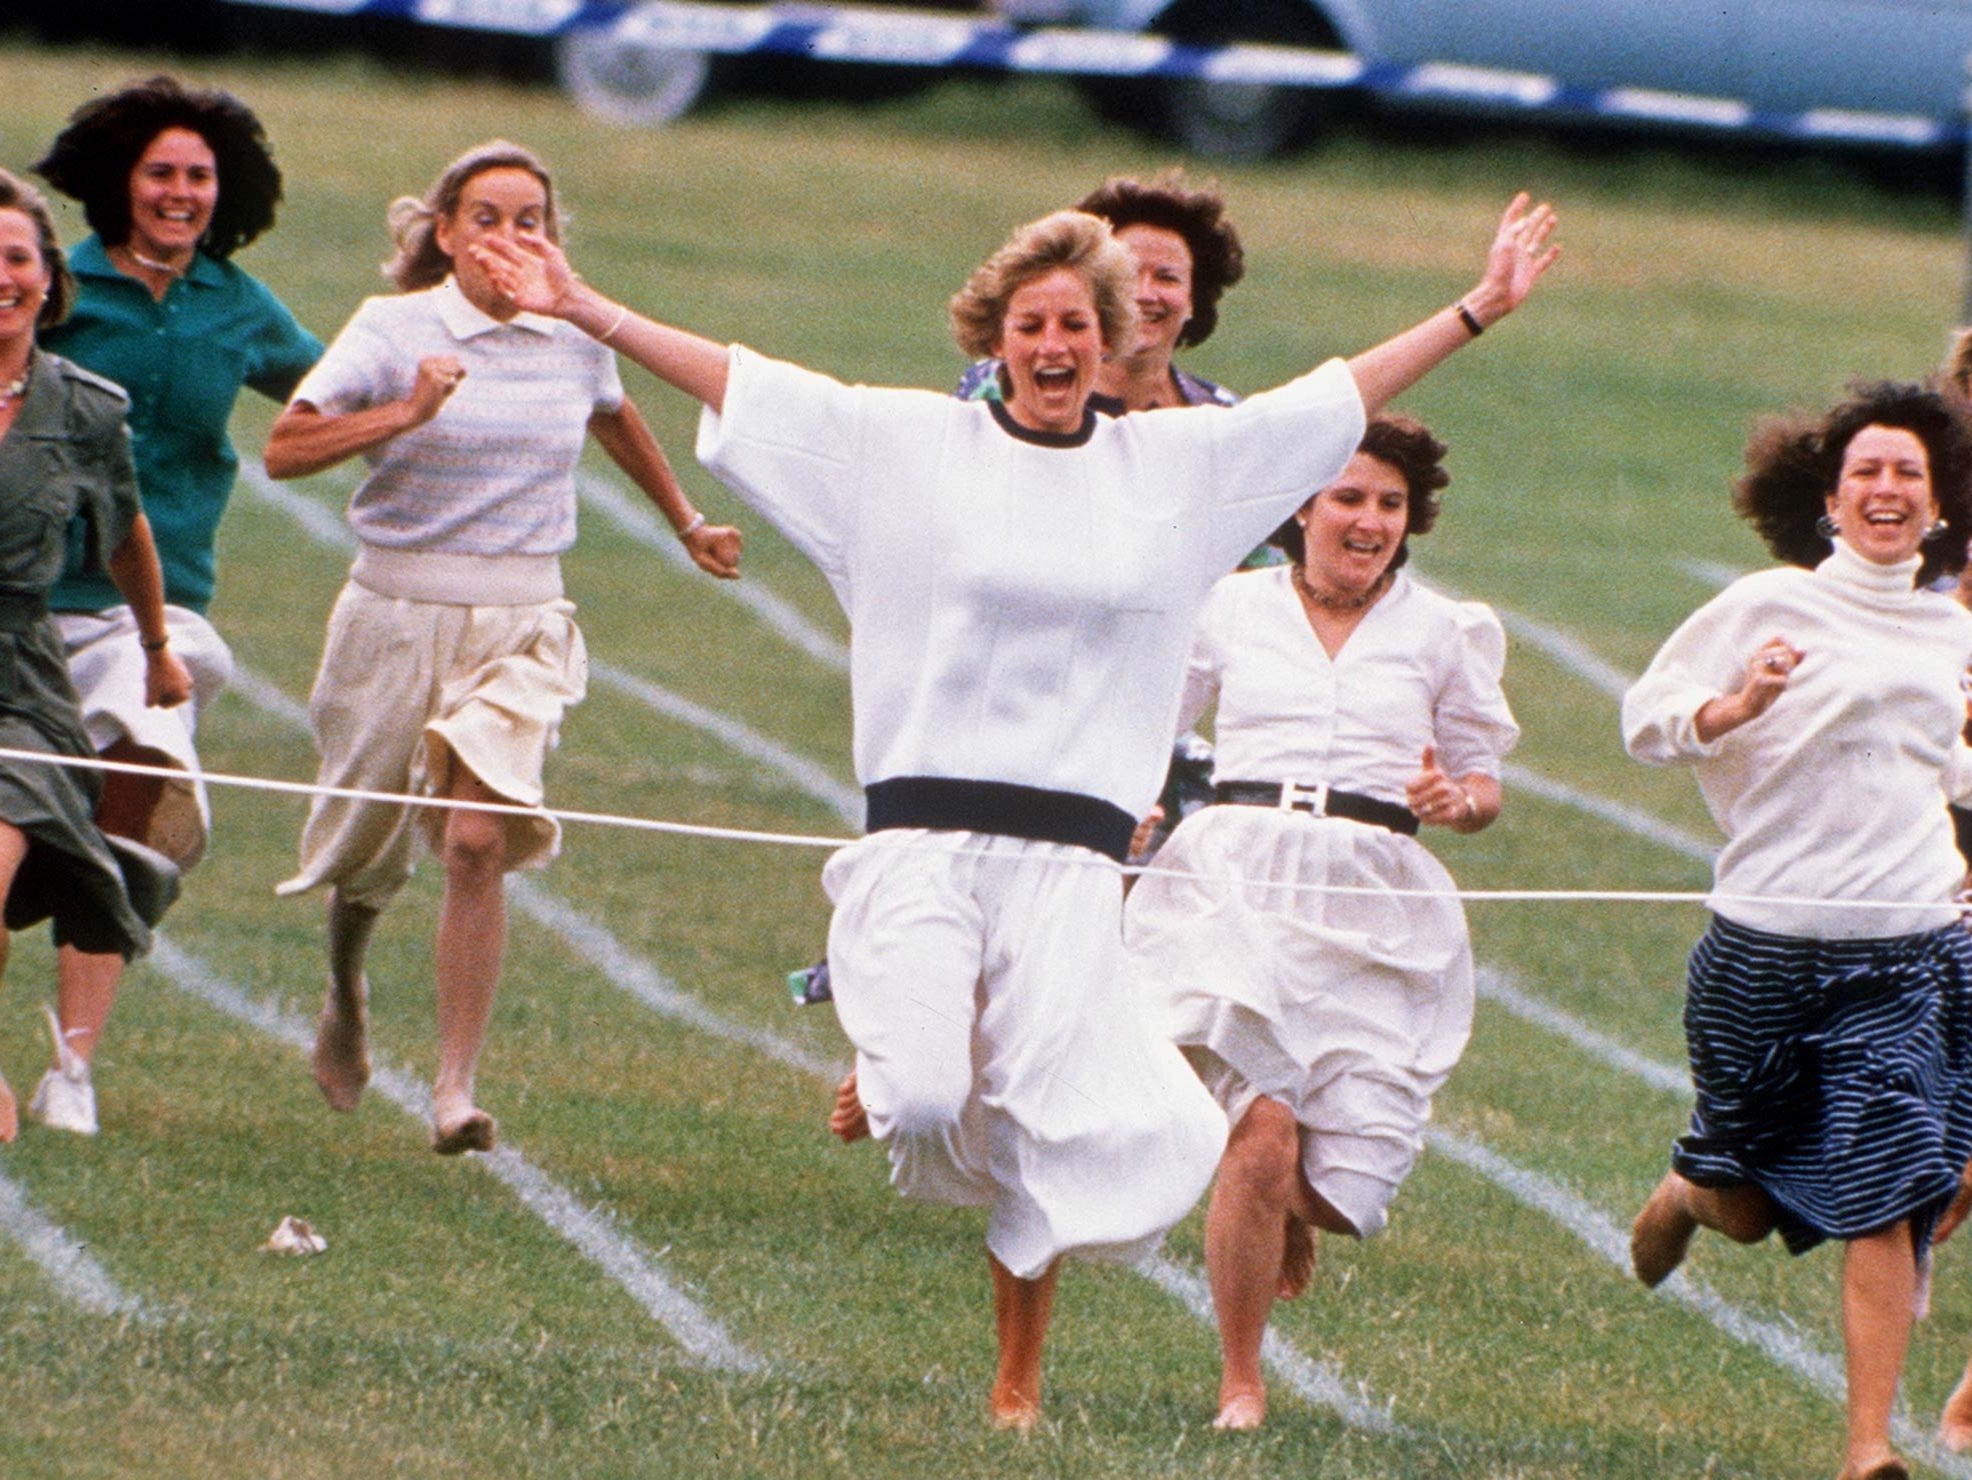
1212, 780, 1418, 836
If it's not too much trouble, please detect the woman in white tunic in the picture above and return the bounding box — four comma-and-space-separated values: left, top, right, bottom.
1124, 414, 1516, 1430
472, 197, 1557, 1428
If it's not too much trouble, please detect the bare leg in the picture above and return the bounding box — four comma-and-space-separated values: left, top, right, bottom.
430, 767, 509, 1155
1278, 1214, 1316, 1300
312, 889, 379, 1112
1206, 1100, 1300, 1429
52, 948, 120, 1065
45, 743, 170, 1091
829, 1070, 869, 1142
0, 823, 29, 1143
988, 1252, 1057, 1431
1942, 1350, 1972, 1452
1630, 1169, 1775, 1286
1837, 1224, 1914, 1480
1204, 1098, 1355, 1430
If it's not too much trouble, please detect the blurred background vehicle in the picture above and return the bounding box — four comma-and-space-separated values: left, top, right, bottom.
994, 0, 1972, 159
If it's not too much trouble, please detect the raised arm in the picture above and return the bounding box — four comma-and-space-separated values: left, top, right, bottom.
1347, 193, 1559, 415
472, 235, 731, 413
263, 355, 465, 480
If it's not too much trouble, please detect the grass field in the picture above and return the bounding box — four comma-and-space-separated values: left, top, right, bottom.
4, 33, 1972, 1478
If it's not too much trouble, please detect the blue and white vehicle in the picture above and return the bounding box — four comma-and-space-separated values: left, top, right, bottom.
996, 0, 1972, 158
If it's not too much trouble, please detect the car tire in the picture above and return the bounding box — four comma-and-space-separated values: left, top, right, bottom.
1150, 0, 1345, 159
555, 28, 713, 126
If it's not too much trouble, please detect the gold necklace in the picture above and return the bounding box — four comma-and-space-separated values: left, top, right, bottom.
1292, 562, 1387, 613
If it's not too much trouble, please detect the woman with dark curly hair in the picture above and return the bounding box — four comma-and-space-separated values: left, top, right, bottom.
958, 169, 1245, 413
1624, 382, 1972, 1480
23, 76, 322, 1135
1123, 414, 1516, 1430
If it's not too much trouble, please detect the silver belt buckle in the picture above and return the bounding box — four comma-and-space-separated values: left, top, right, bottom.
1278, 780, 1328, 815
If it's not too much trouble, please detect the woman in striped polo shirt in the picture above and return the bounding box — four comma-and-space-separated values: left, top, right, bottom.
1623, 382, 1972, 1480
263, 140, 741, 1156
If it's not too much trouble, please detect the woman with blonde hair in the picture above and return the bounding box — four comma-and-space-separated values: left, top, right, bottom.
264, 140, 740, 1155
474, 191, 1556, 1426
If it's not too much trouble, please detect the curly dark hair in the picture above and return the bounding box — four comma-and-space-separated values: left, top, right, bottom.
1733, 380, 1972, 585
1075, 170, 1244, 349
34, 75, 283, 259
0, 169, 75, 328
1269, 414, 1449, 572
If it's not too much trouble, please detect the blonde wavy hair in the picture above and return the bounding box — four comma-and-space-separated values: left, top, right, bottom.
948, 210, 1136, 360
383, 139, 561, 293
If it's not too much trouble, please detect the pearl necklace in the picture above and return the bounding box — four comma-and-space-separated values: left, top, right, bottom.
123, 246, 188, 278
1292, 562, 1388, 613
0, 369, 27, 409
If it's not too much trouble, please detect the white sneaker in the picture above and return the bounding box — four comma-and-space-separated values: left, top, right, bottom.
26, 1004, 98, 1136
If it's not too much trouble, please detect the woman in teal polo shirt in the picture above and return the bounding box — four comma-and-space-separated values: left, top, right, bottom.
26, 76, 322, 1135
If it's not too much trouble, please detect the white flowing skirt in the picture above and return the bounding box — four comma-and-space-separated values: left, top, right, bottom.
1125, 805, 1474, 1236
825, 830, 1228, 1278
57, 605, 234, 870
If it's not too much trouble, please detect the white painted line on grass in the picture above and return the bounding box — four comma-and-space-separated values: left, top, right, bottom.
1677, 558, 1746, 590
1474, 966, 1690, 1099
1426, 1126, 1972, 1479
1499, 762, 1714, 865
578, 473, 850, 672
1138, 1254, 1408, 1437
0, 1167, 149, 1320
145, 935, 762, 1373
508, 877, 844, 1080
589, 659, 861, 828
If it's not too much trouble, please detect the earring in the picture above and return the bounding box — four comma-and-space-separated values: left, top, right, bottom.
1930, 517, 1951, 539
1815, 513, 1839, 540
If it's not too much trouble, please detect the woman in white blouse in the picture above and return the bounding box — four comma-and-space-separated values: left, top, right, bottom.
1623, 382, 1972, 1480
1123, 414, 1517, 1431
473, 201, 1556, 1430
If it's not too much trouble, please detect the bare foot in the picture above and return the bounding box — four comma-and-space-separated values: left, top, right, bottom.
989, 1381, 1039, 1433
0, 1070, 15, 1144
1630, 1171, 1699, 1287
1943, 1370, 1972, 1453
1837, 1455, 1910, 1480
829, 1071, 869, 1143
431, 1107, 496, 1156
1213, 1387, 1267, 1431
311, 981, 371, 1113
1278, 1213, 1315, 1299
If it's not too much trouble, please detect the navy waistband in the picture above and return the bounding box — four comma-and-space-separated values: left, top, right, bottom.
864, 777, 1136, 863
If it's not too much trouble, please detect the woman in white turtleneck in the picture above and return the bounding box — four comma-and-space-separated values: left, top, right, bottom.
1623, 382, 1972, 1480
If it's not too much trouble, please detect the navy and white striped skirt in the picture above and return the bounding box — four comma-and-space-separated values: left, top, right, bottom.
1672, 914, 1972, 1254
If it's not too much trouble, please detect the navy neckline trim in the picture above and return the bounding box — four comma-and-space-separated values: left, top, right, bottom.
988, 397, 1098, 448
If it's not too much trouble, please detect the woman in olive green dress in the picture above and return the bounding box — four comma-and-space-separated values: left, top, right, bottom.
0, 169, 190, 1139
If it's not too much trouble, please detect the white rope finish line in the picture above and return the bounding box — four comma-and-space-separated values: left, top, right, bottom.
7, 742, 1965, 915
217, 0, 1960, 151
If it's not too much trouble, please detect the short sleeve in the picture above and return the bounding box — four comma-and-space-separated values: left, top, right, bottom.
72, 395, 141, 575
695, 346, 867, 580
289, 299, 400, 415
1193, 359, 1365, 575
241, 277, 326, 404
1432, 600, 1519, 778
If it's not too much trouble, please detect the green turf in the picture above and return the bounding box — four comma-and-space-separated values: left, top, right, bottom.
3, 33, 1972, 1479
